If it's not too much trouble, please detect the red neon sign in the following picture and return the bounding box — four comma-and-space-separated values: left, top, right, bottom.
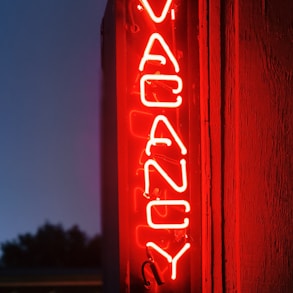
116, 0, 201, 291
140, 0, 173, 23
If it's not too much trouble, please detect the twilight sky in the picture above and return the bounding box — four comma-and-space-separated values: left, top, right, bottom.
0, 0, 107, 246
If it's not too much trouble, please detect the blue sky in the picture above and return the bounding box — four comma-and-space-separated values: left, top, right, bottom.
0, 0, 107, 246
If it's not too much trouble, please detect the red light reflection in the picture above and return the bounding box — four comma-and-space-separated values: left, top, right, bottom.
117, 0, 200, 291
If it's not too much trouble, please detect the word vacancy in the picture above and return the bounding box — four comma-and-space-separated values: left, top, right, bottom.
137, 0, 191, 283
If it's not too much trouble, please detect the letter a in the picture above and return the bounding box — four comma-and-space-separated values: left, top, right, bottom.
139, 33, 179, 72
145, 115, 187, 155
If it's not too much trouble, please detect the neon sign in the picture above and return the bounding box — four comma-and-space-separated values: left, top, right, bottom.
116, 0, 201, 291
140, 0, 173, 23
138, 0, 190, 284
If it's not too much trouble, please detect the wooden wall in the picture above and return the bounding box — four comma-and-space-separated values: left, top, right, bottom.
203, 0, 293, 291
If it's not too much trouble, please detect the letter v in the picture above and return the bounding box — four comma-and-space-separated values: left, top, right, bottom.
141, 0, 173, 23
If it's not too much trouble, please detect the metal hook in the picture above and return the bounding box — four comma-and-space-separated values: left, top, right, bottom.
141, 248, 165, 288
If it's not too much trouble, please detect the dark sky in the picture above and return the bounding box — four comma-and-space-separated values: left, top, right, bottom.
0, 0, 107, 246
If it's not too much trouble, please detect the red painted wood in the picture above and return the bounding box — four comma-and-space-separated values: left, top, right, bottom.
206, 0, 293, 291
237, 0, 293, 291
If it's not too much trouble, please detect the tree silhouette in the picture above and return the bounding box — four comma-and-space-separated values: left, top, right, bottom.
0, 222, 102, 268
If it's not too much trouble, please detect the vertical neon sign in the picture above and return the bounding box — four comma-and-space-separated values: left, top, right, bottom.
116, 0, 201, 291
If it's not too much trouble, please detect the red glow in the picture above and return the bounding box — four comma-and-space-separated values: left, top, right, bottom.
138, 13, 190, 280
116, 0, 201, 290
143, 159, 187, 195
136, 0, 189, 283
140, 74, 182, 107
141, 0, 173, 23
146, 242, 191, 280
146, 200, 190, 229
145, 115, 187, 156
171, 8, 175, 21
139, 33, 180, 72
137, 4, 143, 11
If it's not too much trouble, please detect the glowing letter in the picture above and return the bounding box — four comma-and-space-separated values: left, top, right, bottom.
146, 115, 187, 155
146, 242, 191, 280
141, 0, 173, 23
146, 200, 190, 229
171, 8, 175, 20
144, 159, 187, 195
140, 74, 182, 108
139, 33, 179, 72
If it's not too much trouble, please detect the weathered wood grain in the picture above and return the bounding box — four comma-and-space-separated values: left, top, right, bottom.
213, 0, 293, 291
